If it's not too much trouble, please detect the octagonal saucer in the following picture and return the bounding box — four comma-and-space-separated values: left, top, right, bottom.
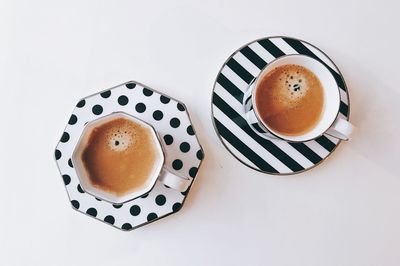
54, 81, 204, 231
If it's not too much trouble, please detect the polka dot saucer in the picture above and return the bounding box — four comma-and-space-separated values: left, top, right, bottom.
54, 81, 204, 231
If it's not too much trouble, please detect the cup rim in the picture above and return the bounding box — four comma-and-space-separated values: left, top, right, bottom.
250, 54, 341, 143
71, 111, 166, 204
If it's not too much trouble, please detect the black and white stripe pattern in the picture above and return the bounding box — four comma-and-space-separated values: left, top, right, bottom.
212, 37, 350, 174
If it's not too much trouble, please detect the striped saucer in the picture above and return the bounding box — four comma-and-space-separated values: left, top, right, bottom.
211, 36, 350, 175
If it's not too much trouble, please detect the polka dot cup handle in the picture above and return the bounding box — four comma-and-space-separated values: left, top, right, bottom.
159, 170, 191, 192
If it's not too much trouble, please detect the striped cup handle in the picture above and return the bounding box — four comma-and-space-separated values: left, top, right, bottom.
159, 169, 191, 192
325, 118, 354, 140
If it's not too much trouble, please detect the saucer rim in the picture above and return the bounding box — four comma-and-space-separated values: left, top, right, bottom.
210, 36, 350, 176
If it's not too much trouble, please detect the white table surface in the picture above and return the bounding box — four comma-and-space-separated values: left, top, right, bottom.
1, 0, 399, 265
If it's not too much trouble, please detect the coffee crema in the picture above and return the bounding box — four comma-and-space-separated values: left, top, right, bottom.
81, 117, 161, 196
255, 64, 324, 136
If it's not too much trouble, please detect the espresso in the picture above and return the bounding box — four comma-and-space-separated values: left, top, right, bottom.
81, 117, 161, 196
255, 64, 324, 136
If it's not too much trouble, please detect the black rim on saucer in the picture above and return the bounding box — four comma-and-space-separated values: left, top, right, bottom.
211, 36, 350, 175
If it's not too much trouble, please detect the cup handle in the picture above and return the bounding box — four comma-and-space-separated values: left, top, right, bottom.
159, 169, 191, 192
325, 117, 354, 140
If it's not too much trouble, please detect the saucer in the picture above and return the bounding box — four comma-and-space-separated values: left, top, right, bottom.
55, 81, 204, 230
211, 36, 350, 175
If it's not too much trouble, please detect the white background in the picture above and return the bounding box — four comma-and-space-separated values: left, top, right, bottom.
0, 0, 399, 265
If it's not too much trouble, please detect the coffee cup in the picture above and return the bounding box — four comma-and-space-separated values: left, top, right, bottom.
243, 54, 354, 142
72, 112, 191, 204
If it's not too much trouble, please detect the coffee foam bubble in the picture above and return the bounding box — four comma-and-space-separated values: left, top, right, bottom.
272, 66, 311, 109
106, 125, 136, 152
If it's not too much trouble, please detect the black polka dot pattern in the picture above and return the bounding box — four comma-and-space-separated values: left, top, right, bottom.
147, 213, 158, 222
68, 158, 73, 168
130, 205, 141, 216
56, 82, 203, 231
170, 118, 180, 128
118, 95, 129, 106
71, 200, 80, 209
177, 103, 185, 111
181, 188, 189, 196
172, 159, 183, 170
172, 203, 182, 212
86, 208, 97, 217
76, 99, 85, 108
180, 142, 190, 153
121, 223, 133, 230
126, 83, 136, 89
104, 215, 115, 225
62, 175, 71, 185
77, 184, 85, 193
160, 95, 170, 104
196, 149, 204, 160
60, 132, 70, 143
143, 88, 153, 96
92, 105, 103, 115
153, 110, 163, 121
163, 134, 173, 145
68, 114, 77, 125
100, 90, 111, 98
55, 149, 61, 160
189, 167, 198, 178
187, 125, 195, 135
135, 103, 146, 113
155, 195, 166, 206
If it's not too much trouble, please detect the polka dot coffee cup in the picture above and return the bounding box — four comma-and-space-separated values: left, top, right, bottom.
72, 112, 191, 204
55, 81, 204, 230
243, 54, 354, 142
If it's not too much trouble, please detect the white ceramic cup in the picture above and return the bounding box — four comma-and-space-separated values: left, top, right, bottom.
72, 112, 191, 204
243, 54, 354, 142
